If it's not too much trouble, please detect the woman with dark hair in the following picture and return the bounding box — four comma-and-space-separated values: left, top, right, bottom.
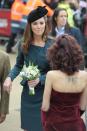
41, 34, 87, 131
50, 8, 83, 47
3, 6, 54, 131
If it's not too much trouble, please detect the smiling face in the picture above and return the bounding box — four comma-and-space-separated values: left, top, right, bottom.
31, 17, 46, 37
56, 10, 68, 28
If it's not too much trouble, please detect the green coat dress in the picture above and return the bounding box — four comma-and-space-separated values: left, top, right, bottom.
8, 38, 53, 131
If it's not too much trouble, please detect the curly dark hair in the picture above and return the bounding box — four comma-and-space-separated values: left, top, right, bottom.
47, 34, 84, 75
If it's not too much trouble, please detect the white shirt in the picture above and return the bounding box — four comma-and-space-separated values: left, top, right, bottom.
55, 27, 65, 37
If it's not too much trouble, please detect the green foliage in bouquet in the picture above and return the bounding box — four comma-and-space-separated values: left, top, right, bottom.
20, 62, 40, 80
20, 62, 40, 95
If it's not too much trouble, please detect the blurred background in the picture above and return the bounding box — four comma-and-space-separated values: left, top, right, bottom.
0, 0, 87, 130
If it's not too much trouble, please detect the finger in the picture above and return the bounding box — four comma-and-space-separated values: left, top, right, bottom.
28, 81, 36, 83
5, 87, 11, 94
28, 79, 39, 84
28, 82, 37, 86
8, 87, 12, 94
28, 78, 39, 83
0, 118, 5, 123
29, 84, 36, 87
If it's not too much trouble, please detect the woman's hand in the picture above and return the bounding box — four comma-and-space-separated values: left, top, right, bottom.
28, 78, 40, 88
3, 77, 12, 94
41, 101, 50, 112
0, 114, 6, 123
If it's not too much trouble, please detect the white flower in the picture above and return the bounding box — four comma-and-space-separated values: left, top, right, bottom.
19, 62, 40, 95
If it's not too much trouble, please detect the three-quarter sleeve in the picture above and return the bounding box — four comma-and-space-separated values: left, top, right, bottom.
8, 47, 24, 81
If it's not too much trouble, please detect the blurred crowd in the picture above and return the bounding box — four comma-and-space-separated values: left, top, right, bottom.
0, 0, 87, 66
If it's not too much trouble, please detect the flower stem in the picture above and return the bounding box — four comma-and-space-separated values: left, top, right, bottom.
29, 87, 35, 95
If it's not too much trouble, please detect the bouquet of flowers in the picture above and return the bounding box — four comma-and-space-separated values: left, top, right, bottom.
20, 62, 40, 95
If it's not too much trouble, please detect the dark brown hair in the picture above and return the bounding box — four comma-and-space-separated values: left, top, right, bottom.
51, 8, 69, 37
22, 16, 49, 53
47, 34, 84, 75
